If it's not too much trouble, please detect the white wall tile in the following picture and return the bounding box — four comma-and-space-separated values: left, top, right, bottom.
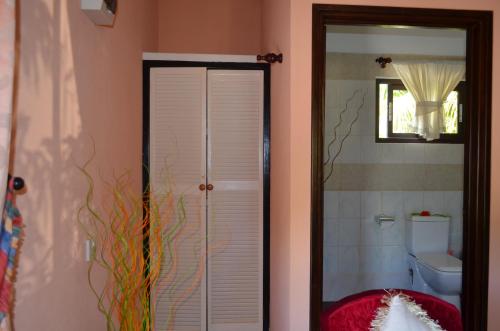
446, 145, 465, 164
443, 191, 463, 221
355, 106, 376, 138
324, 110, 347, 137
324, 135, 338, 163
424, 144, 464, 164
330, 274, 362, 301
324, 191, 340, 219
424, 144, 445, 164
375, 273, 412, 290
325, 80, 374, 138
381, 191, 405, 221
403, 144, 426, 164
358, 103, 376, 137
323, 277, 335, 301
442, 192, 463, 257
359, 245, 382, 273
324, 112, 358, 137
323, 246, 340, 276
339, 191, 361, 218
382, 246, 407, 273
338, 219, 361, 246
360, 135, 383, 164
338, 246, 360, 273
336, 135, 361, 163
361, 191, 382, 218
403, 191, 424, 217
381, 220, 404, 245
449, 233, 463, 258
423, 191, 445, 214
451, 216, 463, 236
361, 219, 382, 246
324, 135, 357, 164
360, 274, 381, 291
324, 218, 340, 247
323, 271, 336, 301
323, 246, 340, 301
381, 144, 406, 164
324, 193, 462, 299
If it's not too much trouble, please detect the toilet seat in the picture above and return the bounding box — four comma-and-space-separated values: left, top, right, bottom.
416, 253, 462, 273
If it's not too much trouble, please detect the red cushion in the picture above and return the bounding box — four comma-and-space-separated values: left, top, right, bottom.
321, 289, 462, 331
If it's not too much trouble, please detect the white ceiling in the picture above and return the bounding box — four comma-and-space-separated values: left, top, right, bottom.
326, 25, 466, 56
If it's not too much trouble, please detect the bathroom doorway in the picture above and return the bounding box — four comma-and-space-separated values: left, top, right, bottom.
310, 5, 492, 331
322, 24, 466, 307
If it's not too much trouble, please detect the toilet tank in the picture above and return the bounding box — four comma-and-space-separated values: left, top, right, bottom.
406, 215, 450, 255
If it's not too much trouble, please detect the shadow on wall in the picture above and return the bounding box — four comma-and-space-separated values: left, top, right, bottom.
11, 1, 93, 330
11, 0, 152, 330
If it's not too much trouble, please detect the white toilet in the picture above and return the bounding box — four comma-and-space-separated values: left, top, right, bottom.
406, 215, 462, 309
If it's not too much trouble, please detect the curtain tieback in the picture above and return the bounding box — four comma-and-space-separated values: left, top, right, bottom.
416, 101, 443, 115
416, 101, 442, 107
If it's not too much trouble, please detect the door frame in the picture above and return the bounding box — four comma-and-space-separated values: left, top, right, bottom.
143, 59, 271, 330
310, 5, 492, 331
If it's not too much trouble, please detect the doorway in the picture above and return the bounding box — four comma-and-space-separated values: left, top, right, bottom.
310, 5, 492, 330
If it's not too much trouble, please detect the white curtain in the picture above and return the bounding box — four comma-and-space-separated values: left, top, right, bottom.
392, 61, 465, 141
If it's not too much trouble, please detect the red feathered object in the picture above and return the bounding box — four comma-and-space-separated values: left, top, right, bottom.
321, 289, 462, 331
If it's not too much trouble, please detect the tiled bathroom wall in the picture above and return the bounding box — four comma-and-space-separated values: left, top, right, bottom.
323, 53, 464, 302
323, 191, 463, 301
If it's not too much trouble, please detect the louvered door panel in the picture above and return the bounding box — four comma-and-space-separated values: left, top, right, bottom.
150, 67, 207, 331
206, 70, 264, 331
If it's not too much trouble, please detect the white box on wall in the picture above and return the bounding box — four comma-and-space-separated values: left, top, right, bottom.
81, 0, 116, 26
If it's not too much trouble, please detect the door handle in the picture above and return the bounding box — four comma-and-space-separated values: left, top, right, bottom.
199, 184, 206, 191
207, 184, 214, 191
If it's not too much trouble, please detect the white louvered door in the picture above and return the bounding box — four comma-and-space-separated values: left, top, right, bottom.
207, 70, 264, 331
149, 67, 264, 331
150, 67, 207, 331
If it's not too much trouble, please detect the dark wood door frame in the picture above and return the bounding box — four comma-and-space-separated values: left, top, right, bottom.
310, 5, 492, 331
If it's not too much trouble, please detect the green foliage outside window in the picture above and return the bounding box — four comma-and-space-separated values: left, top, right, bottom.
391, 89, 458, 134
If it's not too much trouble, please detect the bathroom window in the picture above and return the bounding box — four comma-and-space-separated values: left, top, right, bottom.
376, 79, 465, 143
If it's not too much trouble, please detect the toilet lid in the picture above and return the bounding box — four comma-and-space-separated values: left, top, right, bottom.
416, 252, 462, 273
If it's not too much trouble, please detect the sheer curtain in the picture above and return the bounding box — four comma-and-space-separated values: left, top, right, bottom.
392, 61, 465, 141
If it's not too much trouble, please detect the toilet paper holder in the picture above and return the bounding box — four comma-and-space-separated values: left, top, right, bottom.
375, 214, 395, 225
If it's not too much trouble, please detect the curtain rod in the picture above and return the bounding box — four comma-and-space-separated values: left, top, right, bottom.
257, 53, 283, 64
375, 57, 392, 68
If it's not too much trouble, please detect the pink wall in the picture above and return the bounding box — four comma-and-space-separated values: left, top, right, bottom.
158, 0, 262, 54
284, 0, 500, 330
261, 0, 291, 330
13, 0, 158, 330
